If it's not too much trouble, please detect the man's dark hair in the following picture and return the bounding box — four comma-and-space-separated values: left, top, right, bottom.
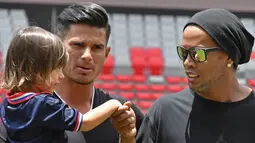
56, 2, 111, 43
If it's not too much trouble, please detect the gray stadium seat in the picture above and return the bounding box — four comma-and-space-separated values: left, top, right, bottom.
128, 14, 144, 47
0, 9, 9, 18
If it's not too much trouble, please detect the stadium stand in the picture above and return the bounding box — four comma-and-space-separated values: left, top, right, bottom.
0, 7, 254, 112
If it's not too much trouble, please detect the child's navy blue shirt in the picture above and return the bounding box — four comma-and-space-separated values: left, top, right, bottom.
0, 92, 83, 143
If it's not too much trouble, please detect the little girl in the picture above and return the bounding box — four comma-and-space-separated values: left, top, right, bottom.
0, 26, 129, 143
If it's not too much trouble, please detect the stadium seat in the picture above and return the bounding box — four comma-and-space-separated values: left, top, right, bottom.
134, 84, 149, 91
106, 91, 117, 95
129, 14, 145, 47
168, 85, 183, 92
10, 9, 27, 18
0, 9, 8, 18
94, 82, 101, 88
130, 47, 147, 75
136, 92, 153, 100
132, 75, 146, 83
251, 52, 255, 59
153, 93, 164, 99
166, 76, 183, 83
248, 79, 255, 86
101, 83, 116, 90
148, 57, 164, 75
102, 55, 114, 74
99, 74, 115, 81
150, 84, 165, 92
148, 75, 165, 83
118, 83, 133, 91
116, 75, 132, 82
147, 47, 162, 57
183, 77, 188, 83
131, 58, 147, 75
130, 47, 146, 59
113, 56, 132, 75
147, 48, 164, 75
119, 92, 135, 100
183, 85, 189, 89
139, 101, 153, 109
237, 78, 247, 85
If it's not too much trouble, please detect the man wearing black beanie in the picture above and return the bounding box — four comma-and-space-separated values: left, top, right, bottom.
136, 8, 255, 143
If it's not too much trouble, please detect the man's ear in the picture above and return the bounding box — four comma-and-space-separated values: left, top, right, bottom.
105, 47, 111, 58
227, 56, 234, 67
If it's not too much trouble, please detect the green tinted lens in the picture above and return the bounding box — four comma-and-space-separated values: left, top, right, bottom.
177, 46, 185, 60
194, 49, 206, 62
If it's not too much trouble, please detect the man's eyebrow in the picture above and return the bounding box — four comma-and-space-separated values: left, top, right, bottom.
69, 41, 84, 44
95, 43, 105, 47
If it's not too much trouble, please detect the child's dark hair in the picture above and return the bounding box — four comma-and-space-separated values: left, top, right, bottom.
1, 26, 68, 93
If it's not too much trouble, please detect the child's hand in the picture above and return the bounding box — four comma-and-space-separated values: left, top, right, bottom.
111, 101, 137, 139
111, 101, 131, 117
109, 99, 123, 109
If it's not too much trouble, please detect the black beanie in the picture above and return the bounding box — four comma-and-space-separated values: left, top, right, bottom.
184, 8, 254, 65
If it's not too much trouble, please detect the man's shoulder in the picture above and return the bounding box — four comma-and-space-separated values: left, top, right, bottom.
147, 88, 194, 115
158, 88, 194, 105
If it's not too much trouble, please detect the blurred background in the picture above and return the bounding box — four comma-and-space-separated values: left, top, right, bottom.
0, 0, 255, 113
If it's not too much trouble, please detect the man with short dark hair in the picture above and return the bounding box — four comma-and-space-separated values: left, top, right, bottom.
0, 2, 144, 143
55, 2, 143, 143
136, 8, 255, 143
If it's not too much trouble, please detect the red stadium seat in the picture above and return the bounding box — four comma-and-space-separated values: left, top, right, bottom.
151, 84, 165, 92
132, 75, 146, 83
168, 85, 183, 92
134, 84, 149, 91
0, 88, 3, 95
94, 82, 101, 88
147, 47, 162, 57
136, 92, 153, 100
102, 55, 114, 74
107, 91, 117, 95
116, 75, 132, 82
248, 79, 255, 86
130, 47, 147, 75
148, 57, 164, 75
183, 77, 188, 83
101, 83, 116, 90
147, 48, 164, 75
183, 85, 189, 89
139, 101, 153, 109
166, 76, 183, 84
118, 83, 133, 91
99, 74, 115, 81
131, 58, 147, 75
120, 92, 135, 100
251, 52, 255, 59
153, 93, 164, 99
130, 47, 146, 59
